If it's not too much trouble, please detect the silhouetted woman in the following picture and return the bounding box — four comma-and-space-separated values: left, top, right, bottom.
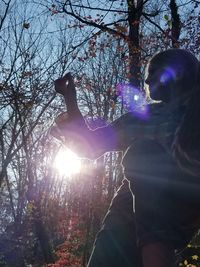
52, 49, 200, 267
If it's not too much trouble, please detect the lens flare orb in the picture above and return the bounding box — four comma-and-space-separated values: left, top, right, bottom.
160, 67, 177, 85
117, 83, 149, 120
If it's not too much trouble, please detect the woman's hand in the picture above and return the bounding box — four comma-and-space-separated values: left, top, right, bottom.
54, 72, 74, 96
54, 72, 81, 118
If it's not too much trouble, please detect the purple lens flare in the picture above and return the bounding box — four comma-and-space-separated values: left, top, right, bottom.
160, 67, 177, 85
117, 83, 149, 120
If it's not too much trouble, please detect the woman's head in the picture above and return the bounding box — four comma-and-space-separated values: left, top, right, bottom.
147, 49, 200, 166
145, 49, 199, 104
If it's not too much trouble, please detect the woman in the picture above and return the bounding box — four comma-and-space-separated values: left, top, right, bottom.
52, 49, 200, 267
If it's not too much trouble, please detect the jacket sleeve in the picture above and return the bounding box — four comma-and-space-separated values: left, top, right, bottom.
86, 113, 136, 158
51, 112, 149, 159
51, 103, 171, 159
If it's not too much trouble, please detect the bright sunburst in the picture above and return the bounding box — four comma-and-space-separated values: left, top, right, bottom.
54, 147, 81, 177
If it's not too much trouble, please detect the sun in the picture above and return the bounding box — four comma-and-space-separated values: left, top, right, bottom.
54, 147, 81, 177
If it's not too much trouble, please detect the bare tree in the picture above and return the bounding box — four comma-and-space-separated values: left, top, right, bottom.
0, 0, 81, 264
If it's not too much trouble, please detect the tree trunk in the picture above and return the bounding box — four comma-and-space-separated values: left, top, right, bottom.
33, 201, 55, 263
26, 171, 55, 264
170, 0, 181, 48
127, 0, 144, 88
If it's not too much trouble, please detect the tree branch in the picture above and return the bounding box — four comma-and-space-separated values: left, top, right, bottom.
61, 2, 127, 40
0, 0, 12, 31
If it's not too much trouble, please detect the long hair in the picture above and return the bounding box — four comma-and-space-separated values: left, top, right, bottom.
173, 61, 200, 176
178, 66, 200, 151
149, 49, 200, 175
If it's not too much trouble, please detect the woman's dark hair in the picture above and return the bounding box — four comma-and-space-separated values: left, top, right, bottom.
149, 49, 200, 175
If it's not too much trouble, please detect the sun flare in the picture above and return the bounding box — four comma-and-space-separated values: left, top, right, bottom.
54, 148, 81, 177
